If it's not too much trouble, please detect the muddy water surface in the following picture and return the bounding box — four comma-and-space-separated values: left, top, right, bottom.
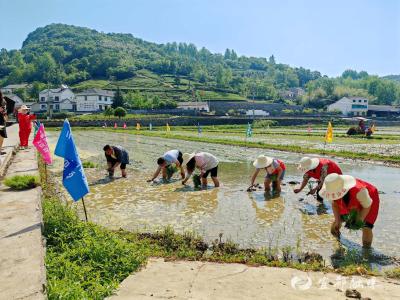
47, 131, 400, 265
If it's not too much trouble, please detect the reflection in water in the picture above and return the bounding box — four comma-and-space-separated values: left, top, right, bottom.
46, 130, 400, 265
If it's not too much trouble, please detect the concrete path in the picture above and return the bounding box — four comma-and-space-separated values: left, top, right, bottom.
108, 258, 400, 300
0, 124, 19, 177
0, 127, 46, 300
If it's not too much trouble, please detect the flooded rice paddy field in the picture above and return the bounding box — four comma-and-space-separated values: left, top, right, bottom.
166, 130, 400, 157
47, 130, 400, 265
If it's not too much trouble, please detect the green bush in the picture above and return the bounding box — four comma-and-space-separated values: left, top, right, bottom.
4, 175, 40, 190
253, 120, 277, 128
51, 112, 76, 119
114, 107, 127, 119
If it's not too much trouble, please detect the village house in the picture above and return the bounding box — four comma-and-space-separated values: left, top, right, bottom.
1, 83, 30, 94
177, 101, 210, 112
75, 88, 115, 112
279, 87, 305, 99
367, 105, 400, 118
327, 97, 369, 116
34, 85, 76, 113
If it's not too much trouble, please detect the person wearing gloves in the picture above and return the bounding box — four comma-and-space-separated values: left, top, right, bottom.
294, 157, 342, 202
319, 173, 380, 248
181, 152, 220, 188
147, 149, 185, 182
250, 155, 285, 193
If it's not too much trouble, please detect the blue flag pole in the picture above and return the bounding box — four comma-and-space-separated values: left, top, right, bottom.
82, 197, 88, 222
54, 119, 90, 221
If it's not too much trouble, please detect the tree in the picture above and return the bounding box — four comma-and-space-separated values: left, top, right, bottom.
224, 49, 231, 60
112, 87, 124, 108
104, 107, 114, 118
114, 107, 127, 119
269, 55, 276, 64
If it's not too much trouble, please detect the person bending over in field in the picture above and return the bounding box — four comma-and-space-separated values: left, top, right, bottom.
319, 173, 380, 248
182, 152, 220, 188
294, 157, 342, 202
250, 155, 285, 194
147, 149, 185, 182
103, 144, 129, 178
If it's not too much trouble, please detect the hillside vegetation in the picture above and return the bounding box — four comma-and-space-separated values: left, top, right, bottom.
0, 23, 399, 106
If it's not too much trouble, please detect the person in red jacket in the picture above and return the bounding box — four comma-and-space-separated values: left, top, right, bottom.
17, 105, 36, 149
249, 155, 286, 194
319, 173, 380, 248
294, 157, 342, 202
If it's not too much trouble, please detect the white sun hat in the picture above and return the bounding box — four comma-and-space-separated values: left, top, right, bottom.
253, 155, 273, 169
298, 157, 320, 172
318, 173, 357, 201
18, 105, 30, 112
182, 152, 196, 166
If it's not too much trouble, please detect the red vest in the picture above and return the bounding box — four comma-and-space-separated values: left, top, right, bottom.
337, 179, 380, 225
271, 159, 286, 175
306, 159, 342, 180
17, 113, 36, 130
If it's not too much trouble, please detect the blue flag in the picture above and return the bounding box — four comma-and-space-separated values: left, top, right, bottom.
54, 119, 89, 201
149, 123, 153, 131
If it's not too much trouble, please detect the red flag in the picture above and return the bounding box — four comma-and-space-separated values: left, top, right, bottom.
33, 124, 52, 164
123, 123, 127, 129
114, 123, 117, 129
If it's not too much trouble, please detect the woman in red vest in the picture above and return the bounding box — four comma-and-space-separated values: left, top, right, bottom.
17, 105, 36, 149
250, 155, 286, 194
319, 173, 380, 248
294, 157, 342, 202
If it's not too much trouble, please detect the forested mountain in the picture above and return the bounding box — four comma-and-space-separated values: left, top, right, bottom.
0, 23, 399, 106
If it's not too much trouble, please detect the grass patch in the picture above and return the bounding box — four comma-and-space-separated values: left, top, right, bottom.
82, 161, 98, 168
385, 267, 400, 279
4, 175, 40, 190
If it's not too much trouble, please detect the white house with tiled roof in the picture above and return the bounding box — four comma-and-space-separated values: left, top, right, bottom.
327, 97, 368, 116
35, 86, 76, 113
75, 88, 115, 112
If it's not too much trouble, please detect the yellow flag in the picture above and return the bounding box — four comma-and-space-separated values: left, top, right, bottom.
325, 122, 333, 143
371, 123, 376, 133
136, 123, 141, 130
166, 123, 171, 132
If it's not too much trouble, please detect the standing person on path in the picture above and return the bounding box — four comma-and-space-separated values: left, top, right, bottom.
182, 152, 220, 188
103, 144, 130, 178
0, 91, 8, 155
294, 157, 342, 202
319, 173, 380, 248
147, 149, 185, 182
250, 155, 285, 194
17, 105, 36, 149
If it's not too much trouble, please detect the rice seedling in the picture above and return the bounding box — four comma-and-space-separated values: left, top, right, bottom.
4, 175, 40, 190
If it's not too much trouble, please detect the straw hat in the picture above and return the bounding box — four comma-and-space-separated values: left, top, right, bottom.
18, 105, 30, 112
253, 155, 273, 169
319, 173, 356, 201
182, 152, 196, 166
298, 157, 320, 172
